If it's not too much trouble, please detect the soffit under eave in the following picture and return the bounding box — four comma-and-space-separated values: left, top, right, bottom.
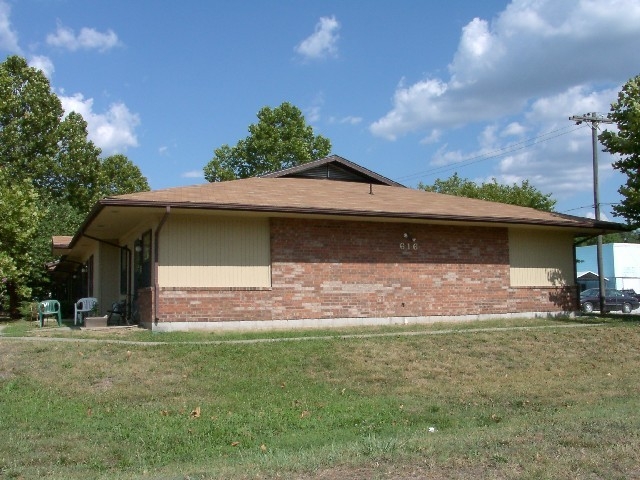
52, 246, 71, 256
63, 236, 98, 263
79, 205, 166, 243
86, 197, 628, 237
122, 204, 620, 234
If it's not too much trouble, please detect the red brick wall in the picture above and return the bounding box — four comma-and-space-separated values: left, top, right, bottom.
137, 287, 154, 325
153, 218, 576, 325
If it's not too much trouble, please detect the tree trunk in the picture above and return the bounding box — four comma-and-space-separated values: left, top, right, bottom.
7, 281, 21, 318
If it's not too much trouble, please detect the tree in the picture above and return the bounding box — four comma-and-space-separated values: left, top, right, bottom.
98, 154, 150, 197
203, 102, 331, 181
0, 56, 102, 211
0, 170, 43, 316
599, 74, 640, 226
418, 173, 557, 212
0, 55, 150, 312
52, 111, 103, 212
578, 230, 640, 246
0, 56, 63, 187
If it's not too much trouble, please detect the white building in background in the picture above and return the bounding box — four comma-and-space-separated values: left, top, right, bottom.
576, 243, 640, 292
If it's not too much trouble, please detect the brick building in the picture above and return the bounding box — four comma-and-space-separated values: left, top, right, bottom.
51, 156, 626, 331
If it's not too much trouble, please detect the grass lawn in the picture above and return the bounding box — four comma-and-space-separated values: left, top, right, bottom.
1, 315, 639, 479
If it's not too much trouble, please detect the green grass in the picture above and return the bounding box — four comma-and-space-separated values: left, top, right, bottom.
1, 315, 639, 479
0, 314, 601, 342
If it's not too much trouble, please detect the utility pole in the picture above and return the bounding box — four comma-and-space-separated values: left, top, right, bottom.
569, 112, 614, 314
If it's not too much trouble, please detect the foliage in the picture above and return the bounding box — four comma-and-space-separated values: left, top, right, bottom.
0, 57, 100, 210
599, 75, 640, 226
577, 230, 640, 246
418, 172, 557, 211
0, 56, 62, 186
0, 170, 43, 315
98, 153, 150, 197
204, 102, 331, 181
0, 55, 150, 311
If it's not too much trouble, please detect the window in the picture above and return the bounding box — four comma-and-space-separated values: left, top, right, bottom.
134, 230, 153, 290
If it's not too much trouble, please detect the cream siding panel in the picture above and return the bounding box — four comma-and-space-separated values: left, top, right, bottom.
509, 229, 575, 287
97, 244, 121, 314
158, 216, 270, 287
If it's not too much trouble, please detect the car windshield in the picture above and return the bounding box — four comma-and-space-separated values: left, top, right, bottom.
580, 288, 599, 298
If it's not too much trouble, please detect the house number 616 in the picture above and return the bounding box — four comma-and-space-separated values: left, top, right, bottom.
400, 242, 418, 250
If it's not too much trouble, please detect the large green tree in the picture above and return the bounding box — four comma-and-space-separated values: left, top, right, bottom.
0, 170, 43, 316
0, 56, 101, 207
203, 102, 331, 181
98, 154, 150, 197
418, 173, 557, 212
599, 74, 640, 226
0, 55, 149, 313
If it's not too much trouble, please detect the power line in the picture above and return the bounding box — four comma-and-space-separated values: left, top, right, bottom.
396, 124, 582, 183
560, 202, 619, 214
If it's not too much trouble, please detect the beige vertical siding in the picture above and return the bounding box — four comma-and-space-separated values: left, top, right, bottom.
509, 229, 575, 287
158, 215, 270, 288
98, 244, 121, 314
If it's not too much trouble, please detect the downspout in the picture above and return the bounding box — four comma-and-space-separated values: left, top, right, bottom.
123, 246, 132, 320
154, 206, 171, 325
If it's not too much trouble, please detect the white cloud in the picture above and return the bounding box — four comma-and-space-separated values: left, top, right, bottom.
498, 84, 621, 197
0, 0, 21, 53
304, 92, 326, 123
339, 116, 362, 125
329, 115, 363, 125
181, 170, 204, 179
370, 0, 640, 140
420, 129, 442, 145
28, 55, 54, 78
46, 23, 120, 52
585, 211, 611, 221
59, 93, 139, 153
371, 78, 449, 140
502, 122, 526, 137
295, 16, 340, 60
306, 105, 321, 123
429, 84, 621, 199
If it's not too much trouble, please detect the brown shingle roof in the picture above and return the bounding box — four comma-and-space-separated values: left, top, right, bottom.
98, 176, 621, 230
52, 235, 73, 250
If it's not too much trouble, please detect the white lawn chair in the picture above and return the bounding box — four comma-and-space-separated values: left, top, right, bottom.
74, 297, 98, 325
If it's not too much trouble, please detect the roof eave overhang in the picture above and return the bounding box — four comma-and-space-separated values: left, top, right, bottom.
96, 198, 628, 233
66, 199, 110, 249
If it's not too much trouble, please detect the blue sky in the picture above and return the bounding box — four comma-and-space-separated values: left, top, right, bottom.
1, 0, 639, 221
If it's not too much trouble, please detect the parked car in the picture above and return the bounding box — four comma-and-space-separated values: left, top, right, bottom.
580, 288, 640, 314
621, 289, 640, 301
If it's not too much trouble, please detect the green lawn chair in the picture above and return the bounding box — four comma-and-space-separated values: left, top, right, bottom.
38, 300, 62, 327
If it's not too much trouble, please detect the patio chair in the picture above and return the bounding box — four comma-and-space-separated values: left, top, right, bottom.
74, 297, 98, 325
107, 300, 127, 325
38, 300, 62, 328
